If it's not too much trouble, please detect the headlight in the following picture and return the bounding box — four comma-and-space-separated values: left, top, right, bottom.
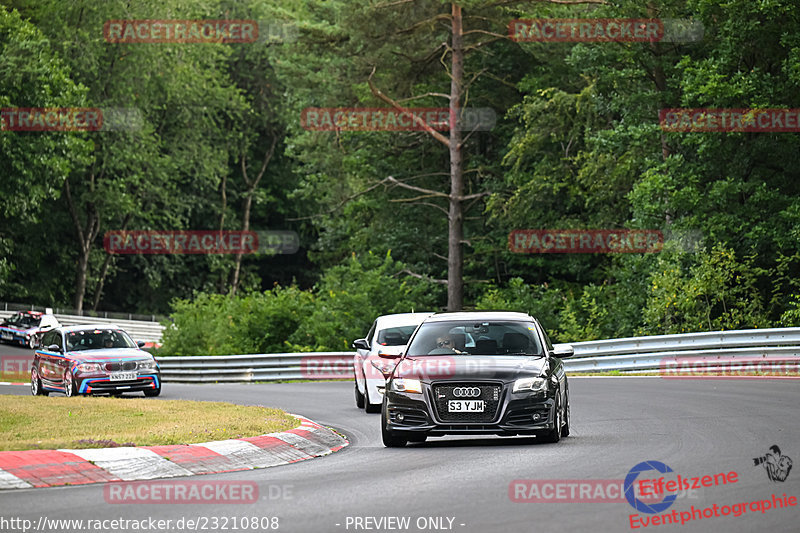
77, 363, 102, 372
137, 360, 158, 370
392, 378, 423, 394
513, 377, 547, 393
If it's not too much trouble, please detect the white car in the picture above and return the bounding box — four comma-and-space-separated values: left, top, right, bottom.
352, 313, 434, 413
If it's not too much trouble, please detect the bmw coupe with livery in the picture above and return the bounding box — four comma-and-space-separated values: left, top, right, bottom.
0, 310, 60, 349
380, 311, 574, 447
31, 324, 161, 397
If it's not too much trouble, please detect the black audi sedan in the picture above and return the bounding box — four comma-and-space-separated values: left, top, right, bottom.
380, 311, 574, 447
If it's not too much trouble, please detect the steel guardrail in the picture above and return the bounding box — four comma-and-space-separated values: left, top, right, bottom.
0, 310, 165, 345
154, 327, 800, 382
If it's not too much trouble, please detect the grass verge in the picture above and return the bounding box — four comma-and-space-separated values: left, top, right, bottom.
0, 396, 298, 451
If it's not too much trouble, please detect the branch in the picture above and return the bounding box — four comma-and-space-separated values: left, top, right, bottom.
395, 14, 452, 36
285, 181, 385, 221
398, 92, 450, 102
460, 191, 490, 201
462, 29, 507, 39
388, 198, 449, 215
396, 269, 448, 284
368, 66, 450, 147
385, 175, 448, 198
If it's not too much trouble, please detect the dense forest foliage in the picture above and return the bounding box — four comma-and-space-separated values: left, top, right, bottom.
1, 0, 799, 352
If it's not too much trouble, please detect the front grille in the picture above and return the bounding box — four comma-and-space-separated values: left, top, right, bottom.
432, 382, 502, 422
104, 361, 137, 371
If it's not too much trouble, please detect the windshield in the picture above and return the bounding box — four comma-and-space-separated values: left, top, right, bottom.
66, 329, 137, 351
6, 313, 40, 328
406, 320, 543, 356
376, 325, 418, 346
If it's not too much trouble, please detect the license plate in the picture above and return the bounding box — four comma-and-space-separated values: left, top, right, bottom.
1, 331, 12, 340
110, 372, 136, 381
448, 400, 484, 412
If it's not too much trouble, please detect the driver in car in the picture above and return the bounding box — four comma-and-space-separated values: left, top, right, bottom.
435, 334, 467, 354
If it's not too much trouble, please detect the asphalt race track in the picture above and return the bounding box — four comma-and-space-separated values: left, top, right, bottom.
1, 343, 799, 533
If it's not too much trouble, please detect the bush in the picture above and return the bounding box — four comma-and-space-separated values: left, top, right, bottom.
160, 251, 442, 355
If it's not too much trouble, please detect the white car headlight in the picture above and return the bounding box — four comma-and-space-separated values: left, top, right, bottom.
513, 377, 547, 393
137, 360, 158, 370
77, 363, 102, 372
392, 378, 423, 394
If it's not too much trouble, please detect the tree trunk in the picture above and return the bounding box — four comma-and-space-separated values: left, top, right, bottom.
447, 3, 464, 311
230, 136, 277, 296
64, 178, 99, 314
229, 194, 252, 296
91, 213, 131, 310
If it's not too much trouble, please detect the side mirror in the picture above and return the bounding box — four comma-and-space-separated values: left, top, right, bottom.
47, 344, 61, 353
137, 341, 146, 348
352, 338, 370, 351
552, 343, 574, 358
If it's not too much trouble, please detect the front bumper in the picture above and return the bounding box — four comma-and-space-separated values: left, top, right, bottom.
385, 381, 556, 436
77, 373, 160, 394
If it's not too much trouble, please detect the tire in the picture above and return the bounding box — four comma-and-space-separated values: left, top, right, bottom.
381, 405, 407, 447
28, 336, 36, 350
354, 380, 365, 409
63, 369, 78, 398
31, 367, 48, 396
144, 385, 161, 397
539, 393, 561, 443
561, 387, 571, 437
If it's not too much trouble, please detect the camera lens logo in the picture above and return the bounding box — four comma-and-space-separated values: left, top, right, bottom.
624, 461, 677, 514
452, 387, 481, 398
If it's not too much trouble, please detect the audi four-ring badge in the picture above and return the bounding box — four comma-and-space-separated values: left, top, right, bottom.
380, 311, 574, 447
